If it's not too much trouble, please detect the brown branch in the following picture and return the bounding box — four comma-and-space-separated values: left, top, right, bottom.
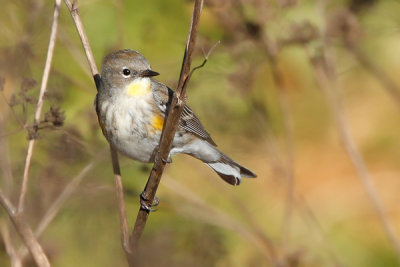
63, 0, 132, 263
65, 0, 204, 264
1, 0, 62, 265
0, 190, 51, 267
18, 0, 62, 213
130, 0, 204, 258
63, 0, 100, 86
110, 145, 133, 263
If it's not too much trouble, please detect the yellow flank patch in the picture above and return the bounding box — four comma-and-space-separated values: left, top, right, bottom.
126, 78, 150, 97
151, 115, 164, 131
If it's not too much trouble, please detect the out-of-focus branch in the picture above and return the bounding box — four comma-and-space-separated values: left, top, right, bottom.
258, 21, 296, 256
0, 222, 22, 267
314, 3, 400, 262
311, 50, 400, 264
347, 45, 400, 112
130, 0, 204, 258
0, 190, 50, 267
18, 160, 96, 261
1, 0, 62, 265
18, 0, 62, 213
63, 0, 132, 263
161, 176, 277, 264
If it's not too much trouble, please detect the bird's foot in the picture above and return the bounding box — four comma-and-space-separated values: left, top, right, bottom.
140, 191, 159, 212
162, 156, 172, 164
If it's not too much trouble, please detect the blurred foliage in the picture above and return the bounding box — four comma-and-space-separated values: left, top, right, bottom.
1, 0, 400, 266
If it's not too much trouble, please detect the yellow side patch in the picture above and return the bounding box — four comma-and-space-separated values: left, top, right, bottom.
151, 115, 164, 131
126, 78, 150, 97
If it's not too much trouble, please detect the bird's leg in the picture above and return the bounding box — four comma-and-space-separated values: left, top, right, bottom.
140, 191, 159, 212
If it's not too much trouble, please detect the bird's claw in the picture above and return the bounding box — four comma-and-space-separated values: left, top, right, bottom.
162, 157, 172, 164
140, 192, 159, 212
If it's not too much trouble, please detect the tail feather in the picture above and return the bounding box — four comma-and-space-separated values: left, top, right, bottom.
181, 139, 257, 185
206, 153, 257, 186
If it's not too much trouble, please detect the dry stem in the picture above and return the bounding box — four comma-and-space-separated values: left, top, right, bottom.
63, 0, 136, 264
130, 0, 204, 259
0, 190, 50, 267
0, 222, 22, 267
18, 0, 62, 213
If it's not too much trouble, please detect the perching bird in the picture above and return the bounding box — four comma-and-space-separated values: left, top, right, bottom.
95, 49, 256, 186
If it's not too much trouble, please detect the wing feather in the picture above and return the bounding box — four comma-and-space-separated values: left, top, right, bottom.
151, 80, 216, 146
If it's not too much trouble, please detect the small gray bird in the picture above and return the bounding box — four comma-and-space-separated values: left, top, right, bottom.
96, 49, 256, 185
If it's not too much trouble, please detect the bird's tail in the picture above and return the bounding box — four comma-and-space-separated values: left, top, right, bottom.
205, 151, 257, 186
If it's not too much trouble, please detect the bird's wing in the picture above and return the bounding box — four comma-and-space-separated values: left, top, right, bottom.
151, 80, 217, 146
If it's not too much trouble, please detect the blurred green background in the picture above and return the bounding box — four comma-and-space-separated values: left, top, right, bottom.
1, 0, 400, 266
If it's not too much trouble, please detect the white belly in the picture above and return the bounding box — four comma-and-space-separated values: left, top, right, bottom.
99, 93, 161, 163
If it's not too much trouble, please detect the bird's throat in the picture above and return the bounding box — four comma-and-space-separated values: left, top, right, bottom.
126, 78, 151, 97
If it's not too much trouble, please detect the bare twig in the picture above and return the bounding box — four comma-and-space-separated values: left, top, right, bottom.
18, 0, 62, 213
130, 0, 204, 257
187, 40, 220, 80
63, 0, 99, 79
0, 190, 51, 267
110, 145, 133, 262
63, 0, 131, 263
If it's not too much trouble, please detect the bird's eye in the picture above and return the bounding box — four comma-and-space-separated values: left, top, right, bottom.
122, 68, 131, 77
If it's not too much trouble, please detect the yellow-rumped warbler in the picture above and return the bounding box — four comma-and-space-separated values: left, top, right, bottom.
96, 49, 256, 185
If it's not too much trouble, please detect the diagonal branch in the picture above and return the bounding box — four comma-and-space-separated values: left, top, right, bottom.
18, 0, 62, 213
129, 0, 204, 257
0, 190, 50, 267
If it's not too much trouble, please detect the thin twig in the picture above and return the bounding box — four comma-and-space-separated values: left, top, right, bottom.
18, 0, 62, 212
63, 0, 131, 263
0, 190, 51, 267
130, 0, 204, 258
187, 40, 220, 81
63, 0, 99, 78
110, 145, 133, 262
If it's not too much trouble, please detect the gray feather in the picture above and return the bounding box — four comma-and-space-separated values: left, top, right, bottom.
151, 80, 216, 146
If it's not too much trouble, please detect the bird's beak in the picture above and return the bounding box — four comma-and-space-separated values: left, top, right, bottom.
140, 69, 160, 77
